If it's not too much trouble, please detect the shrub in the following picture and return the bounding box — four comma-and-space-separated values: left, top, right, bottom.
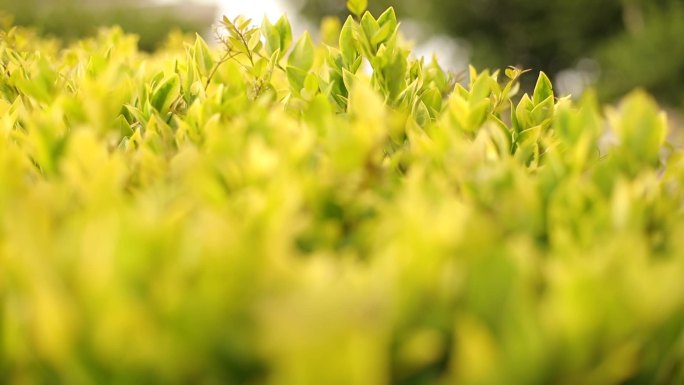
1, 3, 684, 384
296, 0, 684, 107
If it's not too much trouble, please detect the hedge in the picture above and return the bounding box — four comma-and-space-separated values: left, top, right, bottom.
1, 4, 684, 384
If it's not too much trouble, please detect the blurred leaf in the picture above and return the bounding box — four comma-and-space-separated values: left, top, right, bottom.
288, 32, 315, 71
347, 0, 368, 17
150, 74, 180, 114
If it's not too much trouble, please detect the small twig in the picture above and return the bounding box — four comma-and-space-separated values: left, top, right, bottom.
235, 29, 255, 67
254, 50, 285, 72
204, 50, 239, 91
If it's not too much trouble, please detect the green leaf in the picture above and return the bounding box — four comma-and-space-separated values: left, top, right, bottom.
342, 68, 356, 91
302, 72, 320, 100
515, 94, 534, 131
275, 15, 293, 53
533, 71, 553, 105
421, 88, 442, 116
360, 12, 379, 45
182, 59, 199, 103
350, 56, 363, 73
470, 71, 492, 104
193, 34, 214, 76
237, 16, 252, 31
610, 90, 668, 166
339, 16, 357, 67
371, 22, 393, 46
505, 67, 517, 80
247, 29, 262, 52
530, 95, 554, 128
287, 66, 308, 94
346, 0, 368, 17
288, 32, 315, 72
348, 76, 385, 138
124, 104, 148, 125
150, 75, 180, 114
320, 17, 342, 46
468, 99, 491, 131
515, 124, 542, 165
377, 7, 398, 31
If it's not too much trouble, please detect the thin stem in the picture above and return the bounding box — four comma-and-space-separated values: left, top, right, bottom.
205, 50, 239, 91
236, 29, 255, 67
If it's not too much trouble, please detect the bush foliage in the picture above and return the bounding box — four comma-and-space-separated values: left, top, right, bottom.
2, 4, 684, 384
298, 0, 684, 107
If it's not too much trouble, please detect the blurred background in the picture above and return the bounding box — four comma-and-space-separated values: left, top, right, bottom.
1, 0, 683, 109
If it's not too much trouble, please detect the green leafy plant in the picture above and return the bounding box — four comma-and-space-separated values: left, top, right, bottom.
1, 4, 684, 385
296, 0, 684, 107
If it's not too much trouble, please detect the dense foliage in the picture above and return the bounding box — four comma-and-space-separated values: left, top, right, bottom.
2, 4, 684, 384
297, 0, 684, 107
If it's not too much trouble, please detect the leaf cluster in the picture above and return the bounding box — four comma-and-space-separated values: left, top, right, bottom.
1, 8, 684, 384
